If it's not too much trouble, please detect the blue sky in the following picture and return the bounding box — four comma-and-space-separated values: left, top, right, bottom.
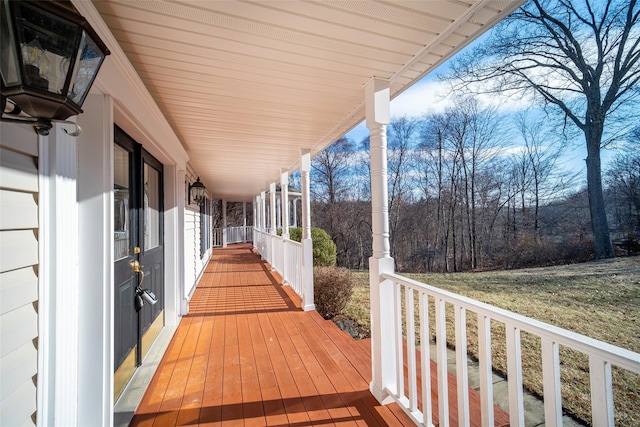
343, 59, 628, 186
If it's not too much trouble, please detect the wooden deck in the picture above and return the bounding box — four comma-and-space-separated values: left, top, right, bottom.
130, 244, 508, 426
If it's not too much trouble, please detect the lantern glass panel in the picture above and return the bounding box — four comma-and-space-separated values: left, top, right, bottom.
67, 31, 105, 106
12, 1, 80, 94
1, 1, 21, 86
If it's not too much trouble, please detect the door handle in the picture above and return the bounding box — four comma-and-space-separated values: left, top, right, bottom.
132, 259, 145, 287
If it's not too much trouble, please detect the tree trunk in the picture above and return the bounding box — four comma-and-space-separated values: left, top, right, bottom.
585, 130, 615, 259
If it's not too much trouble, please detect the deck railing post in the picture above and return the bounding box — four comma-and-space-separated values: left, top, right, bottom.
300, 149, 315, 311
366, 77, 396, 404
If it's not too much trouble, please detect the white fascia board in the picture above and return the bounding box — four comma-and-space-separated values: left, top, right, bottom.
72, 0, 189, 170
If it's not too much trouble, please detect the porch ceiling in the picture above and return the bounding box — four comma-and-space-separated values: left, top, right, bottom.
91, 0, 523, 201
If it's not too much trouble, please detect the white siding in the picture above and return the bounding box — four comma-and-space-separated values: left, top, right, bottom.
184, 207, 197, 295
0, 124, 39, 427
184, 206, 206, 297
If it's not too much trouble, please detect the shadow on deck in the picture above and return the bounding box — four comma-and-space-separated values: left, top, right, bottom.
129, 244, 507, 426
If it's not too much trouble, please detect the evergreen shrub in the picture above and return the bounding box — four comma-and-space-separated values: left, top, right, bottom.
287, 227, 337, 267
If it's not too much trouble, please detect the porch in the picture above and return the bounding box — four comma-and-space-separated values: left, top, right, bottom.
128, 244, 506, 426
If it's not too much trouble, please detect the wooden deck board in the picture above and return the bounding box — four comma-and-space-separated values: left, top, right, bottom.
131, 244, 508, 427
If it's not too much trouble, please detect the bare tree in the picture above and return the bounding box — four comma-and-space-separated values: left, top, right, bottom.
449, 0, 640, 259
311, 136, 355, 255
387, 116, 418, 258
606, 152, 640, 237
311, 136, 353, 204
514, 113, 565, 236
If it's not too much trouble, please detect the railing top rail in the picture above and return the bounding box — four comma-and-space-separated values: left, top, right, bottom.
382, 271, 640, 374
283, 239, 302, 248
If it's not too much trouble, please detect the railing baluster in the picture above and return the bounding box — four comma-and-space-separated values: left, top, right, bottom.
405, 287, 418, 412
394, 281, 404, 399
589, 355, 614, 427
455, 305, 470, 427
541, 338, 562, 427
435, 297, 449, 427
506, 324, 525, 427
477, 313, 494, 427
419, 291, 432, 425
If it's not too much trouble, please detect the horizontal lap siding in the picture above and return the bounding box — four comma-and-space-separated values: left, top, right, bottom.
184, 207, 198, 297
0, 124, 39, 427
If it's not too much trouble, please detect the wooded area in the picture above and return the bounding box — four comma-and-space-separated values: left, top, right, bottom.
307, 105, 639, 273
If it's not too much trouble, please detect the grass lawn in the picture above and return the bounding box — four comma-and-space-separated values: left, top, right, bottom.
345, 256, 640, 426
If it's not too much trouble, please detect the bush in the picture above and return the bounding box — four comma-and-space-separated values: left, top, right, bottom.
288, 227, 337, 267
313, 266, 354, 319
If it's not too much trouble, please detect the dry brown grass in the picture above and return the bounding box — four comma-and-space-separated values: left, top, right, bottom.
346, 256, 640, 426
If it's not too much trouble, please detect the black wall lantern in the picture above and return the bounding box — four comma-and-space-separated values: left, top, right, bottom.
189, 177, 206, 205
1, 0, 110, 135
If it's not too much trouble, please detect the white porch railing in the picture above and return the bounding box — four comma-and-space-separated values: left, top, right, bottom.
212, 226, 253, 247
380, 272, 640, 427
253, 228, 308, 307
283, 238, 303, 296
213, 228, 222, 248
228, 225, 253, 244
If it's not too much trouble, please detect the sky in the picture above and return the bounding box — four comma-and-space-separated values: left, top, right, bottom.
341, 31, 633, 186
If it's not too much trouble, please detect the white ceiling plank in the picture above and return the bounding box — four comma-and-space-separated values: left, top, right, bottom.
88, 0, 525, 200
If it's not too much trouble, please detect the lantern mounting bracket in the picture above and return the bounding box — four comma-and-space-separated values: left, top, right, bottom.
2, 94, 81, 136
1, 113, 82, 137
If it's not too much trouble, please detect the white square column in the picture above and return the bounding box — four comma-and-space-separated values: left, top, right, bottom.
38, 121, 80, 426
300, 150, 315, 311
281, 171, 290, 238
222, 199, 228, 248
260, 191, 266, 230
366, 77, 396, 404
76, 93, 115, 426
270, 182, 277, 234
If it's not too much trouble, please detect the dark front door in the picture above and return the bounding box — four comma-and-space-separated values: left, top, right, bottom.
113, 126, 164, 400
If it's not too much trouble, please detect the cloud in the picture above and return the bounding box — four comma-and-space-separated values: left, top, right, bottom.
390, 77, 535, 119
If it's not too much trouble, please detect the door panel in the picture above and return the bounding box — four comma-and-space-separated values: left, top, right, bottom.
115, 278, 135, 367
113, 127, 164, 400
113, 140, 136, 372
139, 154, 164, 357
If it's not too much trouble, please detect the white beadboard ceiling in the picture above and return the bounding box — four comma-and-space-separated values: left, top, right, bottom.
92, 0, 524, 201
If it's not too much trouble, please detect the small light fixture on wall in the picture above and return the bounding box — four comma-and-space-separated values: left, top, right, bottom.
0, 0, 110, 136
189, 176, 206, 205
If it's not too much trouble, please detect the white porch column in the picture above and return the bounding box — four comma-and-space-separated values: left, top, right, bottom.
260, 191, 266, 230
270, 183, 277, 271
243, 201, 247, 242
281, 171, 290, 238
76, 93, 114, 426
222, 199, 228, 248
165, 165, 186, 321
270, 182, 277, 234
366, 77, 396, 404
254, 197, 258, 228
38, 122, 79, 426
293, 198, 298, 228
300, 150, 315, 311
